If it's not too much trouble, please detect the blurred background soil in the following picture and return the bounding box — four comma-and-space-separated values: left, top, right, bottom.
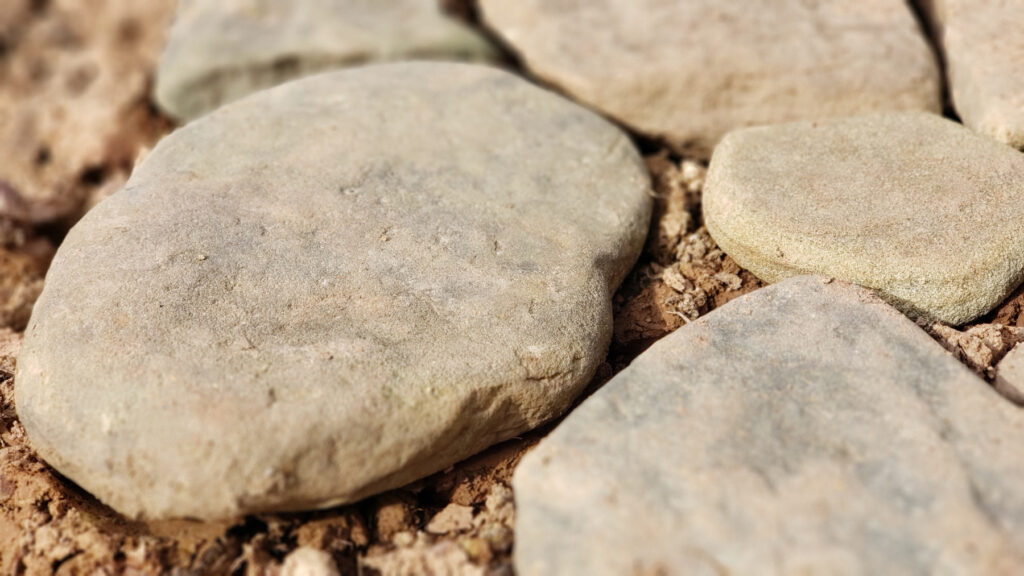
0, 1, 1017, 574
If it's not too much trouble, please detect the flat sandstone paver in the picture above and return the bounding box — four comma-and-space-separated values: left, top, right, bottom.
155, 0, 496, 121
920, 0, 1024, 149
478, 0, 941, 156
15, 62, 652, 520
514, 276, 1024, 576
704, 112, 1024, 325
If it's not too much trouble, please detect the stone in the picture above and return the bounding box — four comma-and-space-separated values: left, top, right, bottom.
920, 0, 1024, 149
15, 61, 652, 520
154, 0, 497, 122
514, 276, 1024, 576
704, 112, 1024, 325
995, 343, 1024, 406
478, 0, 941, 157
280, 548, 340, 576
360, 533, 483, 576
425, 503, 475, 535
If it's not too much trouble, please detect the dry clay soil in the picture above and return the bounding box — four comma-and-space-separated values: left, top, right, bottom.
2, 2, 1024, 574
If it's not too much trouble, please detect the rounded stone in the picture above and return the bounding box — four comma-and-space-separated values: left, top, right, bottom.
154, 0, 497, 121
921, 0, 1024, 149
15, 61, 652, 520
704, 112, 1024, 325
479, 0, 941, 157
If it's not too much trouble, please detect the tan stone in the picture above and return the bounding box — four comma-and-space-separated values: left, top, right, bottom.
479, 0, 941, 157
514, 276, 1024, 575
704, 112, 1024, 325
920, 0, 1024, 149
995, 343, 1024, 406
155, 0, 496, 121
425, 504, 475, 535
281, 548, 339, 576
15, 62, 651, 520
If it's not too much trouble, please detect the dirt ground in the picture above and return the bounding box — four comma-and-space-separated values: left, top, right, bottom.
0, 2, 1021, 575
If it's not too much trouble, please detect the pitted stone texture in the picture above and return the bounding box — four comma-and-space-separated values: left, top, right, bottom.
154, 0, 496, 121
16, 62, 651, 520
514, 276, 1024, 576
479, 0, 941, 157
704, 112, 1024, 325
920, 0, 1024, 149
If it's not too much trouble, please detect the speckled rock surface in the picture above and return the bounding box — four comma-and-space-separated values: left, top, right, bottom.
920, 0, 1024, 149
154, 0, 496, 121
514, 276, 1024, 576
0, 0, 175, 223
479, 0, 941, 156
15, 61, 651, 520
704, 112, 1024, 324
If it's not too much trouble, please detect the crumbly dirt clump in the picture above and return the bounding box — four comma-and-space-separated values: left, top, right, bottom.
0, 0, 174, 226
611, 152, 764, 356
0, 221, 54, 331
926, 284, 1024, 381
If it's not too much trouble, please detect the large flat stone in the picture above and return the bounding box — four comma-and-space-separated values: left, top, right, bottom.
704, 112, 1024, 325
479, 0, 941, 157
15, 62, 652, 520
514, 276, 1024, 576
920, 0, 1024, 149
154, 0, 496, 121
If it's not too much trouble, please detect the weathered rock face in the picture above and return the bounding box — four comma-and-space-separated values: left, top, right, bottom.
154, 0, 497, 122
514, 276, 1024, 576
704, 112, 1024, 325
478, 0, 941, 157
995, 343, 1024, 406
920, 0, 1024, 149
15, 62, 652, 520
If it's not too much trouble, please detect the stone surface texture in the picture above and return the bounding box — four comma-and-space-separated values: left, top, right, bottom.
995, 343, 1024, 406
15, 62, 651, 520
514, 276, 1024, 576
920, 0, 1024, 149
704, 112, 1024, 325
479, 0, 941, 156
155, 0, 497, 121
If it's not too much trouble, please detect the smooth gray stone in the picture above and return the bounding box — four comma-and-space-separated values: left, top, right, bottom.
155, 0, 497, 121
515, 276, 1024, 576
16, 62, 652, 520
